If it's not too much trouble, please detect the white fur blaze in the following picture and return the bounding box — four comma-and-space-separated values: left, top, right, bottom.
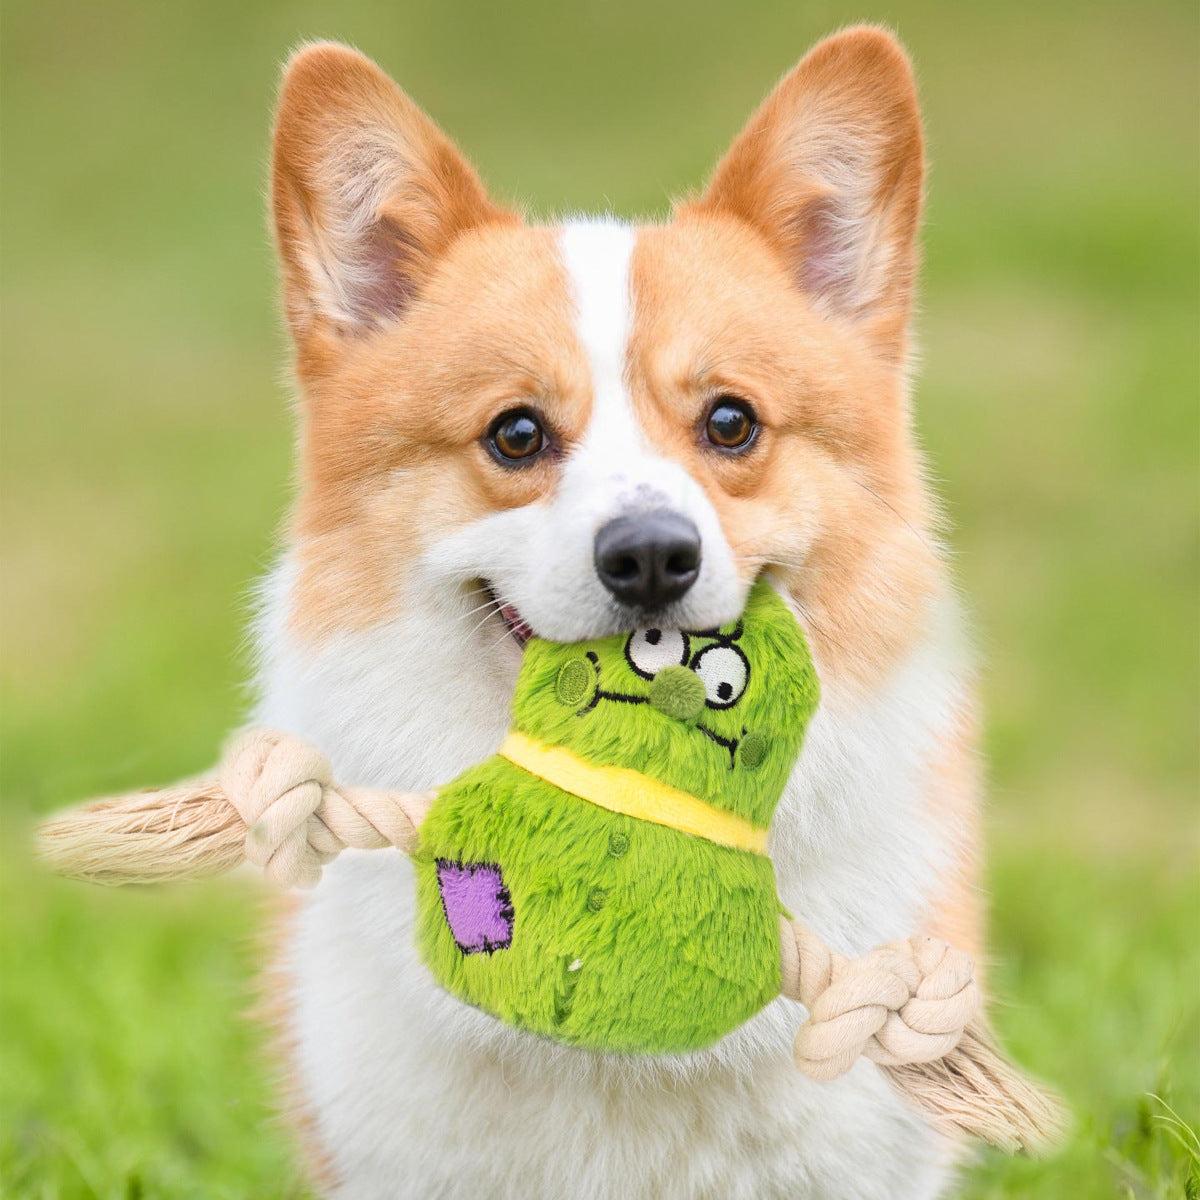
558, 219, 642, 459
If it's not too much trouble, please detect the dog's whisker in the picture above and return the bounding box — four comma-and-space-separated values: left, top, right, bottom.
466, 606, 506, 640
484, 625, 520, 654
851, 479, 935, 554
457, 597, 502, 620
464, 606, 503, 635
789, 599, 853, 660
733, 550, 818, 578
450, 591, 506, 623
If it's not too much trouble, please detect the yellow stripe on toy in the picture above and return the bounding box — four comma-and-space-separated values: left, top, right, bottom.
498, 730, 770, 855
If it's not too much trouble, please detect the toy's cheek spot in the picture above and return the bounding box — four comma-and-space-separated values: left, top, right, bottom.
555, 658, 592, 707
648, 665, 706, 722
607, 831, 629, 859
738, 730, 768, 771
586, 887, 608, 912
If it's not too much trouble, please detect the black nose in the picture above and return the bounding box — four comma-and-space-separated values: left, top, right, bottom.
594, 512, 702, 609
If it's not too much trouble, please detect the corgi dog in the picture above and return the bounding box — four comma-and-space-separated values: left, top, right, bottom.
255, 25, 982, 1200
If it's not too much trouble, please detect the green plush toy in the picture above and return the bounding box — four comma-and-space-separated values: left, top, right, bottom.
39, 575, 1065, 1150
413, 578, 820, 1054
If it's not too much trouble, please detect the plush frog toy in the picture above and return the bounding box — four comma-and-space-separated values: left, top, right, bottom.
414, 578, 820, 1054
41, 575, 1061, 1148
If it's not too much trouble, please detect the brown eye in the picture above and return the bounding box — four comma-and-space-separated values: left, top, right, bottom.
705, 399, 757, 451
487, 409, 545, 463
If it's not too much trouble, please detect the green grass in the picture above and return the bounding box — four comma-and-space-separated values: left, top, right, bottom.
0, 865, 309, 1200
2, 0, 1197, 1195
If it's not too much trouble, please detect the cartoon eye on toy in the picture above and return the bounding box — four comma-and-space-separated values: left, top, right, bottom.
625, 628, 689, 679
691, 643, 749, 708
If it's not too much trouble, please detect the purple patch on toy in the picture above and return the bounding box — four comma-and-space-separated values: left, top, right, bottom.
436, 860, 514, 954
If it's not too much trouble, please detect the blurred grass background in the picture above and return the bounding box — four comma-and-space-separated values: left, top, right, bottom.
1, 0, 1197, 1196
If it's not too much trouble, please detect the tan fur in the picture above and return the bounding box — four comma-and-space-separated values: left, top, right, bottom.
272, 42, 515, 345
273, 31, 943, 690
270, 43, 594, 641
286, 222, 590, 641
920, 700, 986, 969
694, 27, 925, 363
263, 27, 989, 1184
253, 894, 341, 1194
629, 213, 941, 693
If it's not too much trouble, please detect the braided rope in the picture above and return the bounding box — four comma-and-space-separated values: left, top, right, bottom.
778, 915, 1064, 1152
38, 730, 430, 888
781, 921, 979, 1081
218, 730, 428, 888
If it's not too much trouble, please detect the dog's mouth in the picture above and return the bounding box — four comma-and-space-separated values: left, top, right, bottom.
482, 583, 533, 648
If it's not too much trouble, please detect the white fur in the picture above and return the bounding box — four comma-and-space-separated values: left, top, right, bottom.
560, 219, 636, 449
253, 219, 967, 1198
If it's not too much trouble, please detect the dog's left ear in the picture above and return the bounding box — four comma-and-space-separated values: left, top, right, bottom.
271, 42, 513, 349
694, 26, 924, 362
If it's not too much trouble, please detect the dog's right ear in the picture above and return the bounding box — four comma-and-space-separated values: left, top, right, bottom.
692, 27, 924, 363
271, 43, 511, 346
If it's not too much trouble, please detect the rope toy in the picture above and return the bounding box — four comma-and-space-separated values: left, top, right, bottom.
37, 583, 1066, 1155
782, 923, 979, 1081
218, 729, 429, 887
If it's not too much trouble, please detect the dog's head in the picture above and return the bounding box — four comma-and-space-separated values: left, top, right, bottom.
271, 28, 940, 697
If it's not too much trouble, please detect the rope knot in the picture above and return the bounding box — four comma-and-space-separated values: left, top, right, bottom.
788, 924, 979, 1082
219, 729, 333, 887
218, 729, 429, 888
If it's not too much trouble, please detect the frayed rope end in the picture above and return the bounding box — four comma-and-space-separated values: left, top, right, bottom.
36, 783, 248, 886
885, 1022, 1070, 1155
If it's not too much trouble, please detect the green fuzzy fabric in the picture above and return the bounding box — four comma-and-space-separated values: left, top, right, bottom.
414, 579, 821, 1055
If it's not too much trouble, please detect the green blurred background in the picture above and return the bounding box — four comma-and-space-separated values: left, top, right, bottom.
2, 0, 1197, 1196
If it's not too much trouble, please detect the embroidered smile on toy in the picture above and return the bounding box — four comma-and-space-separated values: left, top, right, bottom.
414, 578, 818, 1053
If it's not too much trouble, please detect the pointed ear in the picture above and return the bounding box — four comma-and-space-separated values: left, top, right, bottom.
694, 27, 924, 360
271, 42, 512, 341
